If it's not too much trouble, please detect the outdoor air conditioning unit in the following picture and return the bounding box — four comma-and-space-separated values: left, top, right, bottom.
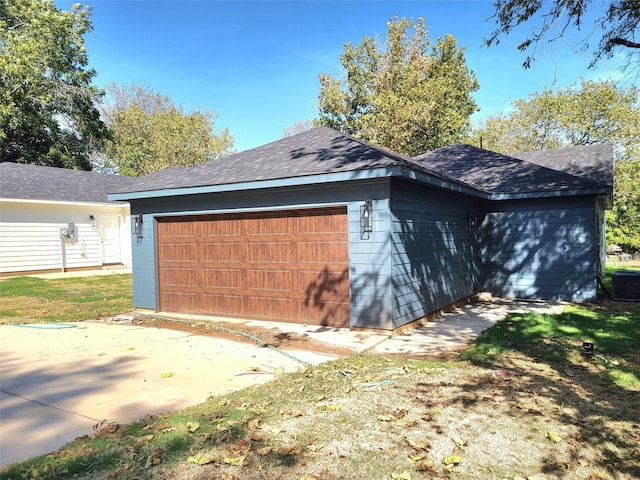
611, 270, 640, 302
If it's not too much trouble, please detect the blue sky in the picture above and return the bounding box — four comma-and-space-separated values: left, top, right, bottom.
56, 0, 628, 153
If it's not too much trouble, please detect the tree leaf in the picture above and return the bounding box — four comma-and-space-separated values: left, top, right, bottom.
545, 431, 562, 443
187, 454, 216, 465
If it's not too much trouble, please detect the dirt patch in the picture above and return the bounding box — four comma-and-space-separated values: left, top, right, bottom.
106, 313, 358, 358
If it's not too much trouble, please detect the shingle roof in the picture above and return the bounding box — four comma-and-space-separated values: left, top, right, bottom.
114, 127, 469, 194
0, 162, 136, 203
511, 143, 613, 187
411, 143, 610, 195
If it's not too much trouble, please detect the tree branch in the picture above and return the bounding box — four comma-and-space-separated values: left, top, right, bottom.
609, 38, 640, 49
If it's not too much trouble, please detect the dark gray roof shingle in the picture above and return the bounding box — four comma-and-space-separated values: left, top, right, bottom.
106, 127, 612, 198
0, 162, 136, 203
511, 143, 613, 187
411, 143, 609, 194
115, 127, 449, 194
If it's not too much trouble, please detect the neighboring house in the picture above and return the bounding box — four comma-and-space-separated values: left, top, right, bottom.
108, 127, 613, 331
0, 163, 136, 276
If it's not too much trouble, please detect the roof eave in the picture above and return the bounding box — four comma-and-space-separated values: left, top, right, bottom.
0, 197, 129, 208
490, 187, 613, 204
109, 166, 486, 202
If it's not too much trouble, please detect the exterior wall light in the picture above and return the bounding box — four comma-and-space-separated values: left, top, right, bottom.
89, 215, 96, 229
132, 214, 144, 235
467, 213, 478, 231
360, 199, 373, 239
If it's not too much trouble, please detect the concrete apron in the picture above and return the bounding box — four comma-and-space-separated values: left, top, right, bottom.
0, 298, 565, 467
0, 321, 337, 467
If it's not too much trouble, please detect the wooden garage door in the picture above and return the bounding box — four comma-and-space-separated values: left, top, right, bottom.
157, 208, 350, 327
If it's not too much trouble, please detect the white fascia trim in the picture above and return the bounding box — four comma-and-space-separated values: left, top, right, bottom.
0, 198, 129, 208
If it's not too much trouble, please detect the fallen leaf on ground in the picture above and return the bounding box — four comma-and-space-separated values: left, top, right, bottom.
443, 455, 461, 465
406, 438, 428, 451
274, 367, 285, 377
545, 431, 562, 443
186, 421, 200, 433
160, 372, 173, 378
187, 454, 216, 465
224, 456, 247, 466
134, 434, 154, 445
391, 471, 412, 479
257, 446, 272, 456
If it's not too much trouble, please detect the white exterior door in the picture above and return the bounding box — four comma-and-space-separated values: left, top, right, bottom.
100, 215, 121, 264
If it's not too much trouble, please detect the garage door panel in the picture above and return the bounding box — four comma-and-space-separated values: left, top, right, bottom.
157, 208, 349, 327
246, 269, 293, 291
298, 242, 348, 263
299, 300, 350, 327
161, 267, 198, 287
161, 243, 198, 262
247, 296, 293, 320
246, 242, 292, 263
203, 268, 243, 289
245, 216, 291, 235
201, 218, 241, 236
298, 213, 347, 234
162, 292, 198, 312
299, 269, 349, 296
201, 242, 241, 262
202, 294, 245, 315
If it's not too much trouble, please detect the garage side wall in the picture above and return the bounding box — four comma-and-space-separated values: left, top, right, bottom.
128, 180, 393, 329
480, 196, 598, 302
390, 180, 481, 329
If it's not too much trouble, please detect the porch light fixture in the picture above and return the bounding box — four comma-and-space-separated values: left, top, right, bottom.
89, 215, 96, 229
132, 214, 143, 235
467, 213, 478, 231
360, 199, 373, 238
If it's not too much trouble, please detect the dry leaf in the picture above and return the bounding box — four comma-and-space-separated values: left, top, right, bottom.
415, 458, 437, 473
391, 471, 412, 479
443, 455, 461, 465
160, 372, 173, 378
378, 414, 394, 422
257, 446, 272, 456
187, 454, 216, 465
300, 475, 319, 480
274, 367, 285, 377
406, 438, 428, 451
247, 418, 262, 431
134, 434, 154, 445
114, 463, 132, 475
545, 431, 562, 443
224, 456, 247, 466
186, 422, 200, 433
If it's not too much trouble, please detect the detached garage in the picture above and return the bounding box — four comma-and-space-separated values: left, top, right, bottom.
109, 127, 612, 331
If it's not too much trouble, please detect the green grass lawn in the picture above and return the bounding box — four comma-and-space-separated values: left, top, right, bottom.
0, 274, 132, 324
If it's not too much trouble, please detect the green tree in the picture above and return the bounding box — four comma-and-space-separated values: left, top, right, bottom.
101, 83, 235, 176
485, 0, 640, 69
0, 0, 107, 169
316, 15, 479, 156
468, 79, 640, 251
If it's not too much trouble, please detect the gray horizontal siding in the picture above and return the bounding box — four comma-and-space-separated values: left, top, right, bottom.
129, 179, 393, 328
390, 180, 480, 328
481, 196, 598, 302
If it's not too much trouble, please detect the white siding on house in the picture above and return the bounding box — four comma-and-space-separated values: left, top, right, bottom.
0, 201, 131, 274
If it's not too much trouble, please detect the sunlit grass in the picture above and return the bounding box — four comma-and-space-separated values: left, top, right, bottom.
0, 274, 132, 324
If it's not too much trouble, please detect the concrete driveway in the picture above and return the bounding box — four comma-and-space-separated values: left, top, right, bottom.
0, 321, 340, 467
0, 298, 564, 467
